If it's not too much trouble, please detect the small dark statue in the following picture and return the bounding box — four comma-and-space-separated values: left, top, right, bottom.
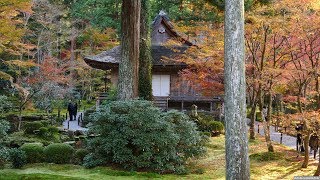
67, 101, 78, 121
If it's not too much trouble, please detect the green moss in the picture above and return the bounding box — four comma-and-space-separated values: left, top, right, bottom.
250, 152, 283, 162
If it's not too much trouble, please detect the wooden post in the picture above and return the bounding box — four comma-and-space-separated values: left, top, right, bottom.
257, 124, 260, 134
280, 133, 283, 144
181, 101, 184, 111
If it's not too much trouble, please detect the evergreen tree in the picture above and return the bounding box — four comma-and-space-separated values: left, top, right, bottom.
139, 0, 153, 100
118, 0, 141, 100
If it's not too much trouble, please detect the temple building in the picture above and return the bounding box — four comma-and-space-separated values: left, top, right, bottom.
84, 11, 223, 117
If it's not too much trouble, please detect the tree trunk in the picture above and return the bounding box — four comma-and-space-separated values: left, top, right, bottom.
138, 0, 153, 100
18, 107, 22, 131
302, 130, 311, 168
224, 0, 250, 179
259, 87, 274, 152
314, 148, 320, 176
316, 77, 320, 109
297, 87, 303, 113
249, 95, 256, 140
118, 0, 141, 100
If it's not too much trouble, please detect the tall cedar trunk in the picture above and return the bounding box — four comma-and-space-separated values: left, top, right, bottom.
118, 0, 141, 100
224, 0, 250, 179
258, 85, 274, 152
138, 0, 153, 100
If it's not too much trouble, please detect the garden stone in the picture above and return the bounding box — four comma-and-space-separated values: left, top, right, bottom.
74, 130, 84, 136
63, 141, 76, 147
67, 130, 75, 139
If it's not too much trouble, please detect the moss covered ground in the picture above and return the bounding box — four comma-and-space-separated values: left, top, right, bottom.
0, 135, 318, 179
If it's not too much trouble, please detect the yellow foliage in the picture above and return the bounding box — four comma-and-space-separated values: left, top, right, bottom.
0, 71, 13, 82
5, 60, 38, 68
0, 0, 32, 53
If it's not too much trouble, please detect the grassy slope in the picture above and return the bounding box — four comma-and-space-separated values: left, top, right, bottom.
0, 135, 318, 179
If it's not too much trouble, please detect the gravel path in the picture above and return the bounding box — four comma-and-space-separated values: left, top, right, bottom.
62, 112, 87, 131
255, 122, 296, 149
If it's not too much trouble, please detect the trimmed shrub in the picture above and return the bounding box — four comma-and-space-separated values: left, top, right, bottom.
39, 121, 50, 127
24, 122, 44, 135
83, 108, 96, 126
0, 147, 9, 168
190, 113, 224, 136
9, 148, 26, 168
74, 149, 89, 164
48, 126, 59, 134
84, 100, 207, 173
208, 121, 224, 136
38, 127, 49, 137
44, 143, 74, 164
20, 143, 44, 163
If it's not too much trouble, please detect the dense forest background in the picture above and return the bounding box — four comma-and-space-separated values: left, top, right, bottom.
1, 0, 319, 118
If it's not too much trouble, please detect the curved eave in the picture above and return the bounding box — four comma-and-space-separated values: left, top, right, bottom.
84, 58, 118, 70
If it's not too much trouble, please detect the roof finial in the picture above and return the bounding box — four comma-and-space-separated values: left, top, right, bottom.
159, 10, 166, 16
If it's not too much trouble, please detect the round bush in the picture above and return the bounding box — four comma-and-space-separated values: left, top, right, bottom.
38, 127, 48, 137
208, 121, 224, 136
84, 100, 207, 173
0, 147, 9, 168
9, 148, 26, 168
24, 122, 43, 134
44, 143, 74, 164
20, 143, 44, 163
48, 126, 59, 134
74, 149, 89, 164
39, 120, 50, 127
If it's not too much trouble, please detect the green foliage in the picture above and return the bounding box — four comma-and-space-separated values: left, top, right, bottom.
74, 148, 89, 165
9, 148, 26, 168
84, 100, 206, 173
151, 0, 219, 24
5, 131, 57, 147
44, 143, 74, 164
24, 121, 44, 135
83, 107, 96, 126
20, 143, 44, 163
208, 121, 224, 136
191, 113, 224, 136
48, 126, 59, 134
39, 120, 50, 127
0, 95, 12, 116
71, 0, 121, 30
206, 0, 270, 11
0, 120, 10, 143
38, 127, 49, 138
0, 147, 9, 168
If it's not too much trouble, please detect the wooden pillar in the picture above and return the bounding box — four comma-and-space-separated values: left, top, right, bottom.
181, 101, 184, 111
